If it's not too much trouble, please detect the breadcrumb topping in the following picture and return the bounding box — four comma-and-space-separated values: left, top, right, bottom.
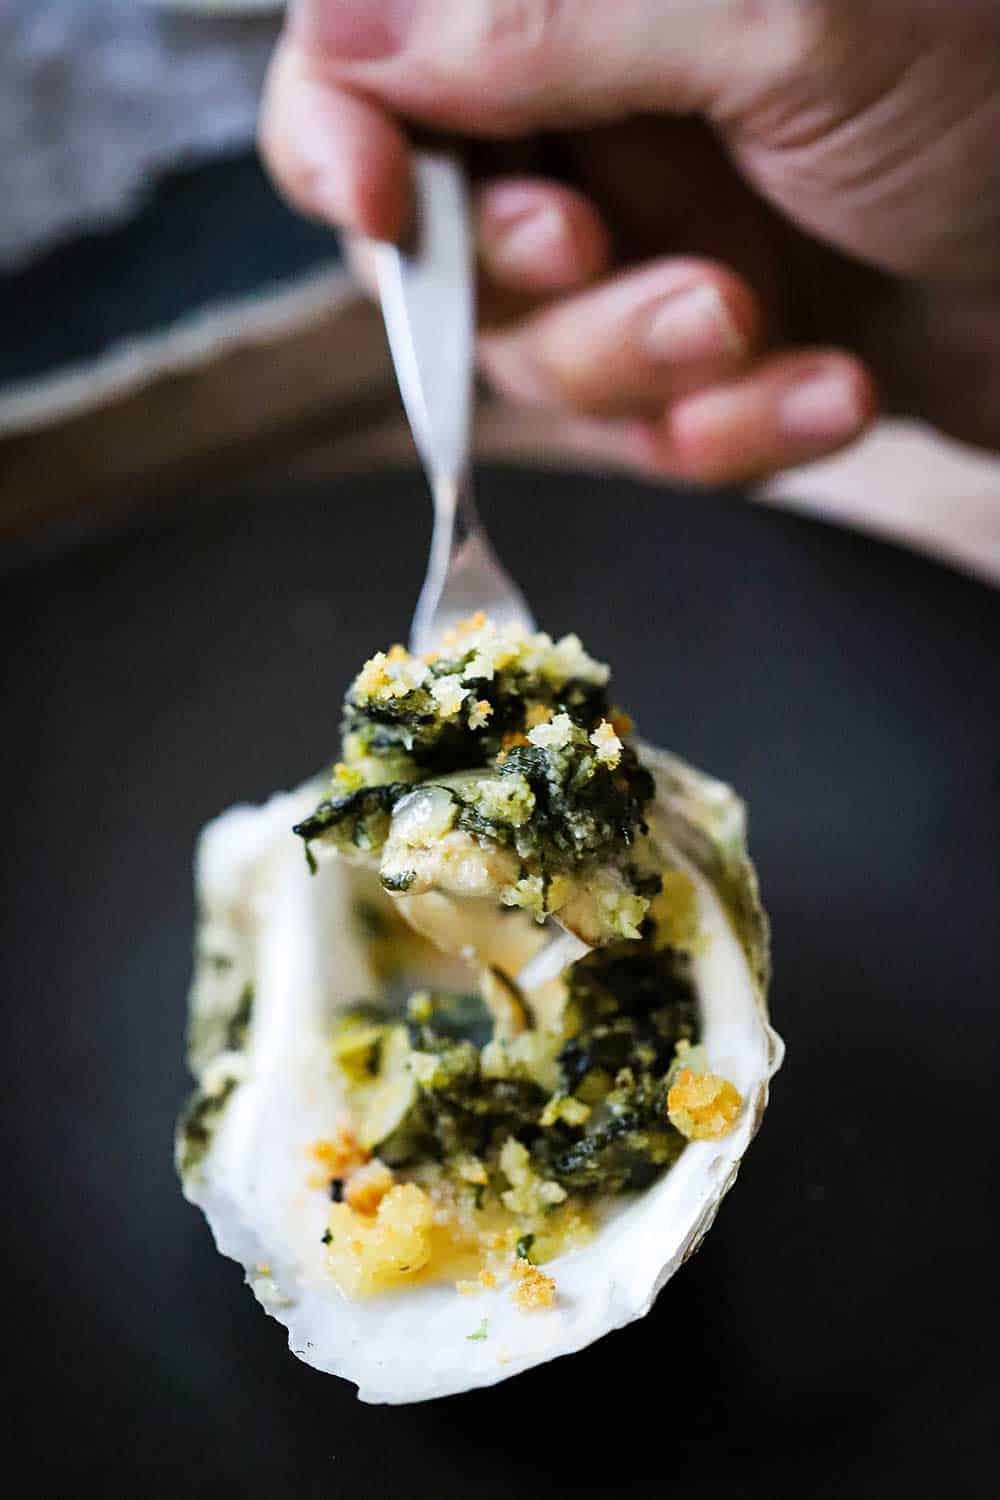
589, 719, 623, 769
353, 616, 607, 705
593, 876, 649, 941
500, 874, 546, 919
430, 674, 470, 718
471, 774, 535, 828
441, 617, 609, 690
344, 1159, 395, 1214
454, 1267, 499, 1297
667, 1068, 743, 1141
540, 1093, 591, 1128
499, 1137, 567, 1216
326, 1183, 433, 1296
310, 1127, 368, 1183
442, 611, 487, 645
510, 1258, 556, 1311
454, 1153, 489, 1186
527, 712, 574, 750
354, 649, 429, 703
332, 760, 365, 793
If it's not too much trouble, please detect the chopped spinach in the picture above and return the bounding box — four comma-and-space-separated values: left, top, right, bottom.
405, 990, 495, 1051
559, 945, 697, 1090
176, 1078, 237, 1176
294, 627, 657, 890
331, 928, 697, 1198
378, 1039, 548, 1167
342, 665, 611, 779
223, 983, 254, 1053
500, 739, 654, 861
304, 626, 695, 1202
532, 1072, 685, 1194
293, 782, 411, 867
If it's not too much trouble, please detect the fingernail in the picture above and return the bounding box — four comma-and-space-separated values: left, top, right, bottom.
643, 284, 743, 363
482, 206, 566, 277
780, 370, 864, 442
305, 0, 416, 62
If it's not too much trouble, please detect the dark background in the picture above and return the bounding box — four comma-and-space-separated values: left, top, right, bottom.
2, 468, 998, 1496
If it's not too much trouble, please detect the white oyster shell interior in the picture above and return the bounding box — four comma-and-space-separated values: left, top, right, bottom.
180, 763, 782, 1404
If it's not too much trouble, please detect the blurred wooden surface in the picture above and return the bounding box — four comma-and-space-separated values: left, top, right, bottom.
2, 268, 998, 586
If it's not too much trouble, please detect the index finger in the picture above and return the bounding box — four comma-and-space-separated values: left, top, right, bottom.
258, 41, 413, 240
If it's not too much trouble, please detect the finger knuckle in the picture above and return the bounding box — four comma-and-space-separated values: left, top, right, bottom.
481, 0, 568, 67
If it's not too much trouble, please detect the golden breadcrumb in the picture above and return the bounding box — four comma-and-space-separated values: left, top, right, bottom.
309, 1126, 368, 1185
455, 1267, 499, 1297
345, 1159, 395, 1215
528, 712, 574, 750
354, 648, 429, 702
589, 719, 623, 768
331, 759, 365, 793
442, 611, 487, 646
468, 698, 493, 730
326, 1184, 433, 1296
430, 674, 469, 717
510, 1258, 556, 1311
525, 703, 552, 728
454, 1153, 489, 1186
540, 1093, 591, 1128
353, 653, 390, 700
667, 1068, 743, 1141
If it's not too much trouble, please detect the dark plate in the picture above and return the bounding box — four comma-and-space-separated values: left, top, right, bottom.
2, 469, 998, 1496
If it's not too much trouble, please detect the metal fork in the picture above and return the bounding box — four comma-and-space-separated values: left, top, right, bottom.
372, 154, 588, 988
373, 153, 534, 658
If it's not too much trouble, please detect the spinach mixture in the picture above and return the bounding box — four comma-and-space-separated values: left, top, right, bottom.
293, 620, 703, 1201
332, 933, 698, 1200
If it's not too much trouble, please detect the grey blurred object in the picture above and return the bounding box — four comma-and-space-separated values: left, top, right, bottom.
0, 0, 283, 270
148, 2, 283, 12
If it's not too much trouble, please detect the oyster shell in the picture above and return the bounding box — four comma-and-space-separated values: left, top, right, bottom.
177, 745, 782, 1403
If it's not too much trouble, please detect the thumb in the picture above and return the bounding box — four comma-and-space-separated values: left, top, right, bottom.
290, 0, 819, 134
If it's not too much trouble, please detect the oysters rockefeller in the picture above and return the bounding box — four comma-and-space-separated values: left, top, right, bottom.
178, 615, 782, 1402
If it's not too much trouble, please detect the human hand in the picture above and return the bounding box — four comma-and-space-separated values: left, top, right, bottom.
260, 1, 1000, 485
